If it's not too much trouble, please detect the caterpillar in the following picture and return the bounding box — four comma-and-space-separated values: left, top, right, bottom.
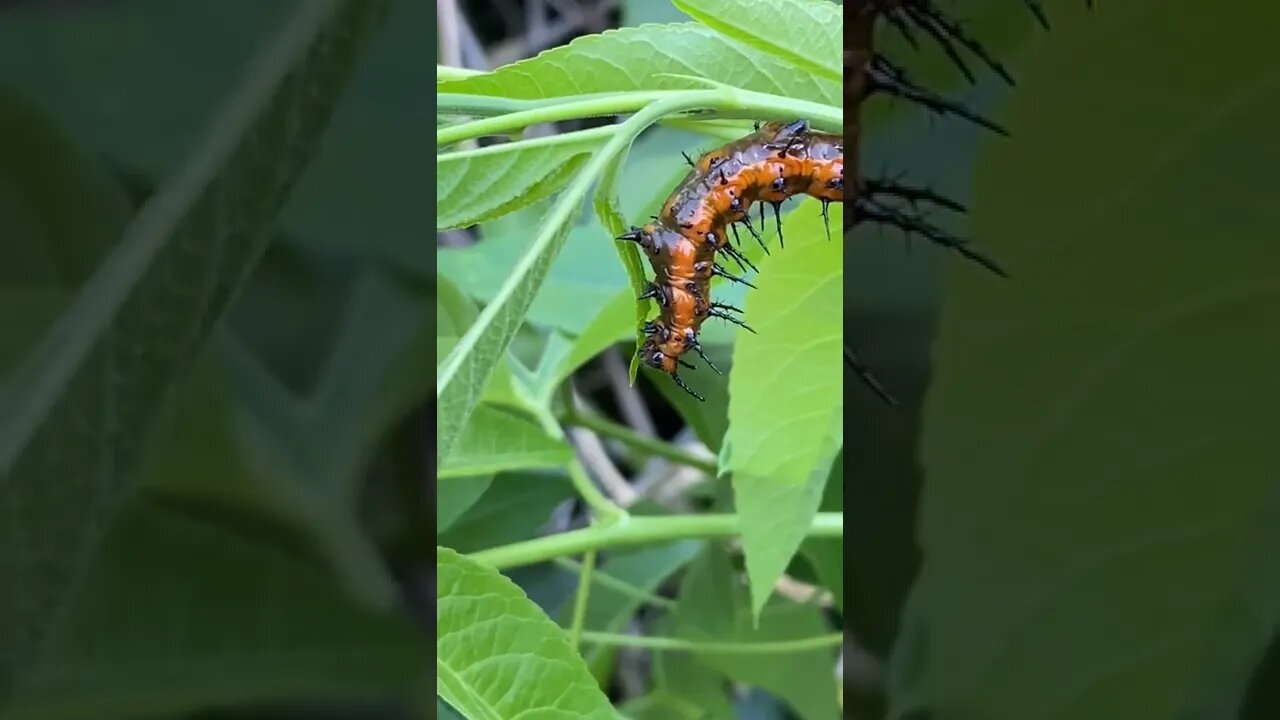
618, 120, 843, 401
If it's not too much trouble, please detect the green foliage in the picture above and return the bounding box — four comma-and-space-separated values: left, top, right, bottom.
723, 202, 843, 619
0, 0, 431, 717
887, 1, 1280, 718
0, 0, 391, 701
437, 547, 620, 719
436, 0, 844, 715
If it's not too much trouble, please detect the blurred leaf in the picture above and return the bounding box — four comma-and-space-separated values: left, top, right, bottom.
435, 24, 839, 107
2, 501, 424, 720
618, 691, 710, 720
438, 126, 612, 230
0, 0, 388, 696
896, 3, 1280, 718
437, 696, 466, 720
556, 540, 703, 679
0, 287, 68, 379
437, 471, 575, 555
648, 341, 734, 452
554, 289, 635, 382
674, 545, 840, 719
623, 0, 690, 26
651, 641, 735, 719
439, 404, 572, 479
225, 270, 437, 609
436, 546, 618, 719
723, 201, 843, 619
437, 475, 494, 535
436, 275, 478, 336
0, 86, 134, 288
672, 0, 840, 81
0, 1, 433, 272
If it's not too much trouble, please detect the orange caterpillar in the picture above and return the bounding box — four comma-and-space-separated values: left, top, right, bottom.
617, 120, 842, 401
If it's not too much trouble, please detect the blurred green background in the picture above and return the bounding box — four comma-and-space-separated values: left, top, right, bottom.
1, 1, 429, 718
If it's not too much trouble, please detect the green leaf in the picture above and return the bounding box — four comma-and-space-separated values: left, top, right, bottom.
435, 24, 839, 107
672, 0, 840, 82
3, 501, 425, 720
438, 126, 613, 230
438, 471, 576, 555
438, 475, 494, 534
673, 545, 840, 719
439, 405, 573, 479
437, 546, 619, 719
896, 3, 1280, 718
0, 0, 388, 696
723, 201, 843, 619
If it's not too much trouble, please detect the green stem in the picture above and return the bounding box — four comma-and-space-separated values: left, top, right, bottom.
578, 630, 844, 655
469, 512, 842, 570
438, 88, 840, 147
562, 410, 717, 475
438, 90, 671, 117
552, 557, 677, 610
439, 124, 618, 160
567, 457, 625, 522
436, 65, 482, 82
568, 547, 597, 649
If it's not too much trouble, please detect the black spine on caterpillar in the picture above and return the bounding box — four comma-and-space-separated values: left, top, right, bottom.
844, 1, 1092, 402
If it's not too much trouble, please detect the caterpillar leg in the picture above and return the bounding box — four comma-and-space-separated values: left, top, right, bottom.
688, 336, 722, 375
671, 373, 705, 402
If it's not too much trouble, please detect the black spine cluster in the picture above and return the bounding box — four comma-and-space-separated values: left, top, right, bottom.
846, 1, 1090, 405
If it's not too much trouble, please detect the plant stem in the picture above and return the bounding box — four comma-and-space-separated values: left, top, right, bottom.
439, 124, 618, 160
568, 547, 597, 649
552, 557, 677, 610
439, 92, 679, 145
562, 410, 718, 475
567, 457, 625, 522
469, 512, 842, 570
578, 630, 844, 655
438, 89, 841, 147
